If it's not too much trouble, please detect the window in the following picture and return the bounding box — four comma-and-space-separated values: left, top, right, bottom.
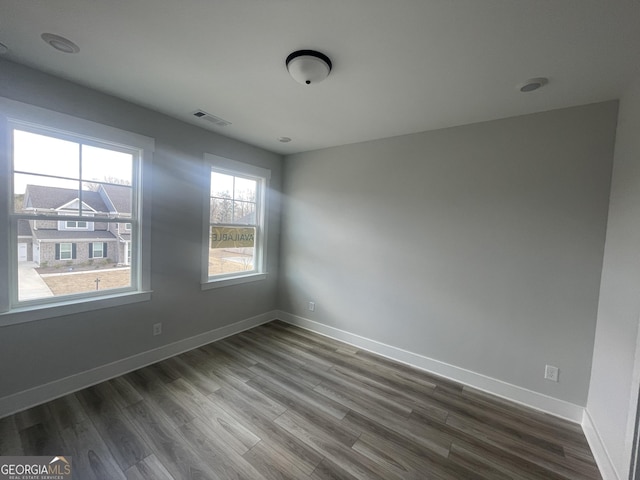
66, 220, 88, 229
57, 243, 74, 260
202, 154, 270, 288
0, 98, 154, 323
124, 223, 131, 231
90, 242, 106, 259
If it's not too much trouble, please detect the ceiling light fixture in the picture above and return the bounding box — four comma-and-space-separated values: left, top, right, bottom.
286, 50, 332, 85
41, 33, 80, 54
278, 137, 292, 143
518, 77, 548, 93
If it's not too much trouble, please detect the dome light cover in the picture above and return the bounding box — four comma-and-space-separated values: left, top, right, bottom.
286, 50, 332, 85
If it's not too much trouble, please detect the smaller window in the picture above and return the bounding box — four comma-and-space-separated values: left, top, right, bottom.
59, 243, 73, 260
66, 220, 88, 229
124, 223, 131, 231
203, 154, 270, 288
91, 242, 105, 259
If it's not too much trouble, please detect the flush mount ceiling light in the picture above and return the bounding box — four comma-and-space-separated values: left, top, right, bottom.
286, 50, 332, 85
278, 137, 292, 143
41, 33, 80, 54
518, 77, 548, 93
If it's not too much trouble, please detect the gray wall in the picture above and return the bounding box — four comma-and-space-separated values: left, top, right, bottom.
280, 102, 617, 405
0, 59, 282, 398
588, 76, 640, 478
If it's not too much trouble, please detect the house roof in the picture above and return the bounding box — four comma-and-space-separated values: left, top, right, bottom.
32, 230, 118, 241
100, 184, 131, 214
25, 185, 110, 213
17, 219, 32, 237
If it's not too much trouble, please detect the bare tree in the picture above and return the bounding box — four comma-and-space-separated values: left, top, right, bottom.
210, 191, 233, 223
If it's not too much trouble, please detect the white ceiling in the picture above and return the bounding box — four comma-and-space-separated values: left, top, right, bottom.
1, 0, 639, 155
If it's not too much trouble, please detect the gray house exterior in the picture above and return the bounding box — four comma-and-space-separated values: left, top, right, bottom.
19, 184, 132, 267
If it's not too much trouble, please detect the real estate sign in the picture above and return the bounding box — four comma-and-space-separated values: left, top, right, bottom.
211, 227, 255, 248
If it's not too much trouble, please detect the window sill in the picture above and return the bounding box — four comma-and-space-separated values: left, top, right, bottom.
0, 290, 152, 327
201, 273, 267, 290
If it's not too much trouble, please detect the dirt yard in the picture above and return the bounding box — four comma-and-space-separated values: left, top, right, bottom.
42, 269, 131, 295
40, 249, 253, 295
209, 249, 254, 275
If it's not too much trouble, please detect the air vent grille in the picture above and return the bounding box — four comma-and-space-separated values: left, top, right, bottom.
192, 110, 232, 127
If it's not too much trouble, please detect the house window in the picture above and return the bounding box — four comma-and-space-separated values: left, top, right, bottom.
202, 154, 270, 288
66, 220, 88, 229
124, 223, 131, 231
0, 99, 154, 323
57, 243, 74, 260
90, 242, 106, 259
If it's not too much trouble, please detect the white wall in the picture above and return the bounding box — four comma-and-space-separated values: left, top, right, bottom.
0, 59, 282, 402
587, 75, 640, 479
280, 102, 617, 406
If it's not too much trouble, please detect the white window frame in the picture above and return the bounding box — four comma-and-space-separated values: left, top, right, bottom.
0, 98, 154, 326
92, 242, 105, 259
59, 243, 73, 260
58, 208, 95, 231
66, 220, 89, 229
201, 154, 270, 289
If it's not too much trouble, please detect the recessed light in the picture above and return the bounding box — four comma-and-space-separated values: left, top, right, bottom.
518, 77, 548, 93
278, 137, 292, 143
0, 42, 8, 55
41, 33, 80, 54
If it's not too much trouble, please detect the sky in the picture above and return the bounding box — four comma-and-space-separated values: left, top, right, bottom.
13, 129, 257, 205
13, 129, 133, 194
211, 171, 256, 199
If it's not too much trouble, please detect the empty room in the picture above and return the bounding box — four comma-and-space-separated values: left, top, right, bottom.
0, 1, 639, 479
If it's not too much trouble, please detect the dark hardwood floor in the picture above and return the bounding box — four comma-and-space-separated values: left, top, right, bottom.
0, 320, 602, 479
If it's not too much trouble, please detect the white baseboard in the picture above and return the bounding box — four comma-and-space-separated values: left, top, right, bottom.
0, 310, 279, 419
582, 409, 622, 480
277, 310, 584, 423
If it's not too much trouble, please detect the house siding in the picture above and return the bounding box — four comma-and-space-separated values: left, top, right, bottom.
39, 241, 118, 267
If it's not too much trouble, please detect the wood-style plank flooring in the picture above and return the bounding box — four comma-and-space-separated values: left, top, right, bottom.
0, 320, 602, 479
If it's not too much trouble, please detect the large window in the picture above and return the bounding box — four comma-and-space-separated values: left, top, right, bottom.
202, 154, 269, 287
0, 99, 153, 322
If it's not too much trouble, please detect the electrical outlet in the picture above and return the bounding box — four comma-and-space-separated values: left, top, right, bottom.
308, 301, 315, 312
544, 364, 559, 382
153, 323, 162, 336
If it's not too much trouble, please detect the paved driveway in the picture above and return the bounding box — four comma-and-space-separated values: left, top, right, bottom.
18, 261, 54, 300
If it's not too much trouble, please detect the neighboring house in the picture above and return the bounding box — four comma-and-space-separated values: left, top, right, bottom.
20, 184, 133, 267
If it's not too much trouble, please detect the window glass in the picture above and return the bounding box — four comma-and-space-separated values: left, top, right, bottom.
59, 243, 72, 260
205, 158, 269, 283
10, 127, 139, 303
92, 242, 104, 258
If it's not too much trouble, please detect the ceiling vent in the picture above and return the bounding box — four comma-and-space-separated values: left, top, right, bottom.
192, 110, 232, 127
